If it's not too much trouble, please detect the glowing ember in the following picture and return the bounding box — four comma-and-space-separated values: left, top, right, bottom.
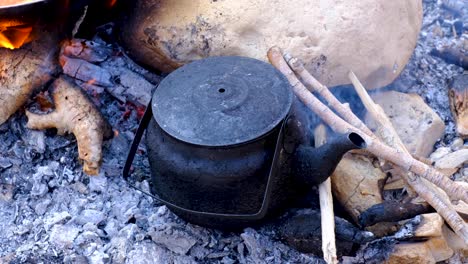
0, 20, 33, 49
107, 0, 117, 8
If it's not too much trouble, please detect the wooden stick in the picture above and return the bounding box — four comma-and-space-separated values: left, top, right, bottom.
348, 70, 466, 237
287, 57, 466, 204
280, 49, 467, 205
285, 56, 374, 138
267, 46, 468, 244
315, 124, 338, 264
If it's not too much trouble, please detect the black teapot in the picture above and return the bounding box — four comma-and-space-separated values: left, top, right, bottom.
124, 56, 365, 229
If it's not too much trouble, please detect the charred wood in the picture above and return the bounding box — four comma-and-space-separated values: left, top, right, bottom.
358, 201, 433, 227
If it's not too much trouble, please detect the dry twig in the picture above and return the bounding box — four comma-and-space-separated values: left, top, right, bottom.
348, 71, 466, 239
267, 46, 468, 244
315, 124, 338, 264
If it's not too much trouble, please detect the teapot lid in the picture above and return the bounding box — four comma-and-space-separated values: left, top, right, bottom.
152, 56, 293, 147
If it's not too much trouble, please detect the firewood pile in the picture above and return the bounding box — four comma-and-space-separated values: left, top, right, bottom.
0, 0, 466, 263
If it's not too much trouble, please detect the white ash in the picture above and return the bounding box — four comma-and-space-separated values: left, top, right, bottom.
0, 0, 466, 263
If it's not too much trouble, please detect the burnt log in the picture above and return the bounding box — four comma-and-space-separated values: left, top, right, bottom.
278, 209, 374, 256
430, 46, 468, 70
358, 201, 433, 227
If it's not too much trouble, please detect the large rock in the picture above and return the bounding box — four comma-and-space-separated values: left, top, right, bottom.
386, 213, 455, 263
330, 154, 386, 222
122, 0, 422, 89
366, 91, 445, 158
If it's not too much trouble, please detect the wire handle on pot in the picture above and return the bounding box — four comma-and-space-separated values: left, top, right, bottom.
123, 100, 153, 181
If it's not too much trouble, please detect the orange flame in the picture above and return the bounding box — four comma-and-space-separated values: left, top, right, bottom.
0, 20, 33, 49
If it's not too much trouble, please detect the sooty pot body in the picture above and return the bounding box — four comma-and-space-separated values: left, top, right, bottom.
145, 99, 363, 229
142, 56, 364, 229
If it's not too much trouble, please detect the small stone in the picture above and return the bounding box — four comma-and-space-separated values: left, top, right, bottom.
25, 130, 46, 154
44, 211, 72, 231
63, 254, 88, 264
430, 147, 452, 161
126, 241, 172, 264
71, 181, 89, 194
0, 157, 12, 169
76, 209, 106, 226
450, 138, 464, 151
108, 237, 129, 263
74, 231, 102, 248
34, 198, 52, 215
87, 249, 110, 264
413, 213, 443, 237
240, 228, 266, 263
88, 174, 108, 193
104, 219, 119, 237
118, 224, 139, 240
149, 227, 197, 255
49, 224, 81, 249
221, 256, 236, 264
0, 184, 14, 202
30, 183, 48, 197
83, 223, 98, 232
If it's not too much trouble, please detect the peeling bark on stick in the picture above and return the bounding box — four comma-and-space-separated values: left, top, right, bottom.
266, 46, 468, 244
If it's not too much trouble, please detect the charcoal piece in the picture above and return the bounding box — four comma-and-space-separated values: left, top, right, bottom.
358, 201, 433, 227
278, 209, 374, 255
430, 46, 468, 70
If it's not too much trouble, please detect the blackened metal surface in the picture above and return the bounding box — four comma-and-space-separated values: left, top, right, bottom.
152, 56, 293, 147
145, 118, 276, 217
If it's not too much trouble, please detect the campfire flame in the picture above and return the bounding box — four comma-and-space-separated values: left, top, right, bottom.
0, 20, 33, 49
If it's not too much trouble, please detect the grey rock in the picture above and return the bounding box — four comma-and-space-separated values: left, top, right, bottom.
108, 236, 130, 263
118, 224, 139, 240
0, 184, 14, 202
126, 241, 196, 264
0, 157, 12, 169
63, 254, 89, 264
44, 211, 72, 230
104, 219, 120, 238
71, 181, 89, 194
74, 231, 102, 248
89, 175, 108, 193
149, 227, 197, 255
34, 198, 52, 215
87, 249, 110, 264
49, 224, 81, 249
31, 183, 48, 197
25, 130, 46, 154
77, 209, 106, 226
241, 228, 267, 264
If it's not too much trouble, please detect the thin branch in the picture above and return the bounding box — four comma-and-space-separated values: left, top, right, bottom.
315, 124, 338, 264
267, 46, 468, 244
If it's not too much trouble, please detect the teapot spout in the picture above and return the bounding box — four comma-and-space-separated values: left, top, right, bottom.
292, 132, 366, 186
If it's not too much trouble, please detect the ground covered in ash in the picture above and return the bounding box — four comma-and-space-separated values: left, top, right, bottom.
0, 0, 466, 263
